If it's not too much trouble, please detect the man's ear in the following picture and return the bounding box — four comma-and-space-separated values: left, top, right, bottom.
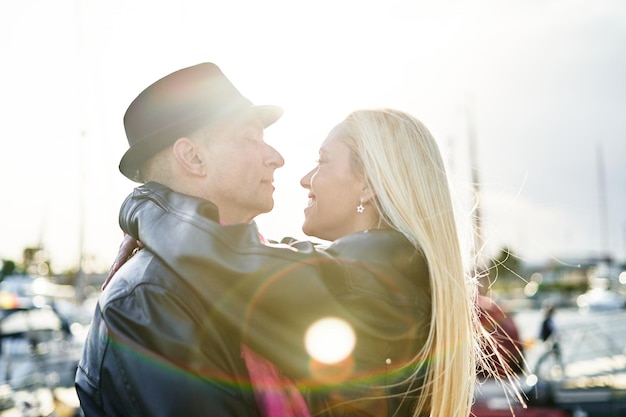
172, 137, 205, 176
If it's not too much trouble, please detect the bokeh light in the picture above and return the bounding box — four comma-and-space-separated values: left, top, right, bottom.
304, 317, 356, 364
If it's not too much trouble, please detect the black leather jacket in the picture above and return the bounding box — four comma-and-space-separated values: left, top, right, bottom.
75, 182, 431, 417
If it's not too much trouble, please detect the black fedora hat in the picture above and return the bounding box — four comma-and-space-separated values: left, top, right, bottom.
119, 62, 283, 182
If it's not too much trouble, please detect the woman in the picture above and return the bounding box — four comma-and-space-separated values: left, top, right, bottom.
293, 108, 476, 416
107, 109, 488, 417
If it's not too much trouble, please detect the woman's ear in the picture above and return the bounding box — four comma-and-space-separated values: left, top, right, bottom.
172, 137, 205, 176
361, 182, 376, 204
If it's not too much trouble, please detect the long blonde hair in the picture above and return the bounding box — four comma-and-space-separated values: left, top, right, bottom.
342, 109, 476, 417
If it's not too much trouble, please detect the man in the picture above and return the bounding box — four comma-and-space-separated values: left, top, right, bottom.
75, 63, 309, 416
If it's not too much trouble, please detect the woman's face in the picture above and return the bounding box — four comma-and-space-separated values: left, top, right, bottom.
300, 123, 369, 241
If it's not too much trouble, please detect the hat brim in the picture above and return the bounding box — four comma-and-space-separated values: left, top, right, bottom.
251, 104, 283, 129
119, 104, 283, 182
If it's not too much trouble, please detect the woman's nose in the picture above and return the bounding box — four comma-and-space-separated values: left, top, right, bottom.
300, 169, 313, 189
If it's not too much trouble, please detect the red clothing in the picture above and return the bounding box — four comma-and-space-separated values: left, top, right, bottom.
241, 344, 311, 417
477, 295, 524, 376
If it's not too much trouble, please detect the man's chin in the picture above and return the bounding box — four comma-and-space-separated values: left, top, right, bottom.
256, 201, 274, 216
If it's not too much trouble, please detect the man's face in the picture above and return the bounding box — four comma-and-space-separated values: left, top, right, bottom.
197, 117, 284, 224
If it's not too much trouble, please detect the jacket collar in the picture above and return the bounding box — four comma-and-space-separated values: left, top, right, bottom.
120, 182, 221, 237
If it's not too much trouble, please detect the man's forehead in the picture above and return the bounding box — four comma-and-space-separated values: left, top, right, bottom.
203, 112, 264, 134
233, 109, 265, 128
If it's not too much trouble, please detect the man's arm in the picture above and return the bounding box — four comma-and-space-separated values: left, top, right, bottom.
118, 185, 421, 383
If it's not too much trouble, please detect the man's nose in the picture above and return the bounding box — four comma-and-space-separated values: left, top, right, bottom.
266, 144, 285, 168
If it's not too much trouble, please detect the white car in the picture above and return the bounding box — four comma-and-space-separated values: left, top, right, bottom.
577, 288, 625, 312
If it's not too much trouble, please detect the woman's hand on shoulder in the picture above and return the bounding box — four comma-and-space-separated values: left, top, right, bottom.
101, 234, 143, 290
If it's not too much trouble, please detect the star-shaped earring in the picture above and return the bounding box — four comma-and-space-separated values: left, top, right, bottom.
356, 198, 365, 213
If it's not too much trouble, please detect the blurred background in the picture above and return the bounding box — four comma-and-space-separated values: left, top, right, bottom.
1, 0, 625, 275
0, 1, 625, 416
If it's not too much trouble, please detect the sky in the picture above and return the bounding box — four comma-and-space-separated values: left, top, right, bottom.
0, 0, 625, 273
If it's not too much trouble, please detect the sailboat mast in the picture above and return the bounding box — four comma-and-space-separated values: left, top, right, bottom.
596, 142, 610, 261
75, 0, 86, 277
466, 95, 483, 268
